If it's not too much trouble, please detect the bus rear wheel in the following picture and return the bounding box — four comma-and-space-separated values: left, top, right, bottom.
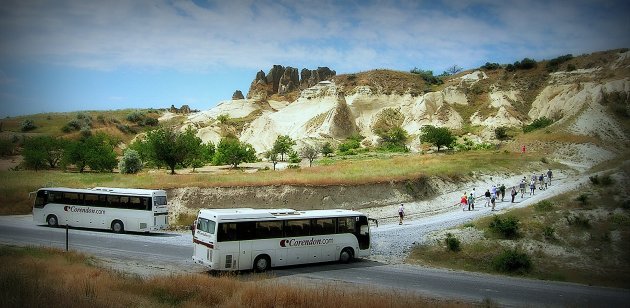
111, 220, 124, 233
253, 255, 271, 272
339, 248, 354, 263
46, 215, 58, 227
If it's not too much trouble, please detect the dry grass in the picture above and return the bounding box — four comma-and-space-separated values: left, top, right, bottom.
408, 179, 630, 288
0, 150, 544, 214
0, 245, 465, 308
334, 69, 426, 96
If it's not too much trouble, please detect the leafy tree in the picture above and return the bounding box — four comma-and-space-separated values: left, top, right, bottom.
288, 149, 301, 164
145, 126, 202, 174
481, 62, 501, 70
200, 142, 216, 164
22, 136, 65, 169
410, 68, 443, 85
300, 145, 319, 167
273, 135, 295, 161
321, 142, 334, 157
62, 133, 118, 172
523, 117, 553, 133
128, 138, 158, 168
213, 137, 256, 168
443, 64, 463, 76
419, 125, 455, 152
380, 126, 409, 150
265, 150, 279, 170
118, 149, 143, 174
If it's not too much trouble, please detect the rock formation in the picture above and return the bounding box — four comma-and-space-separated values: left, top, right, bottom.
232, 90, 244, 100
246, 65, 336, 100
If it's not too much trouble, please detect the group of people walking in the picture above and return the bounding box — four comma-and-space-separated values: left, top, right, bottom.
459, 168, 553, 212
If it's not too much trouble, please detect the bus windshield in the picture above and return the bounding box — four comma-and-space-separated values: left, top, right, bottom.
197, 218, 216, 234
154, 196, 167, 206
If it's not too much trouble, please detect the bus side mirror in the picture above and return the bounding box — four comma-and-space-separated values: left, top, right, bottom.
360, 225, 368, 235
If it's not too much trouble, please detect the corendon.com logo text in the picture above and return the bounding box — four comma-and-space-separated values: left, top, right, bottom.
63, 206, 106, 215
280, 237, 333, 247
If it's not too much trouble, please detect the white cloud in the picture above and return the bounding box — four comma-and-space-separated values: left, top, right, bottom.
0, 0, 628, 73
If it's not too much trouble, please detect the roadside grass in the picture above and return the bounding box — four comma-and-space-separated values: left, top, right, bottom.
407, 183, 630, 288
0, 150, 544, 215
0, 245, 465, 308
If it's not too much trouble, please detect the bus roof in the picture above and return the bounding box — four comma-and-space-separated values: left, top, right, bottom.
39, 187, 166, 196
197, 208, 366, 222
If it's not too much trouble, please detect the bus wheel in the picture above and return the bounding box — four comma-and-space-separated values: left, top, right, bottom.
46, 215, 58, 227
253, 255, 271, 272
339, 248, 354, 263
111, 220, 124, 233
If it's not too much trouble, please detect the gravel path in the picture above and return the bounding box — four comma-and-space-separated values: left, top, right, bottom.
368, 170, 589, 263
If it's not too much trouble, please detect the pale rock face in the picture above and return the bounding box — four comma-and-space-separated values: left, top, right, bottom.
196, 126, 223, 145
459, 70, 488, 84
443, 86, 468, 105
489, 88, 519, 108
187, 99, 260, 123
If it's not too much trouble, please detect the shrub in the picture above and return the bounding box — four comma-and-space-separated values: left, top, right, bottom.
566, 214, 590, 228
126, 111, 145, 123
534, 200, 554, 212
62, 119, 82, 132
489, 215, 519, 238
546, 54, 573, 71
409, 68, 444, 85
514, 58, 537, 70
493, 249, 532, 273
116, 124, 136, 134
0, 139, 16, 156
523, 117, 554, 133
118, 149, 143, 174
481, 62, 501, 70
96, 114, 106, 123
576, 194, 589, 205
589, 175, 599, 185
444, 233, 461, 252
543, 226, 555, 240
21, 119, 37, 132
494, 126, 509, 140
142, 117, 159, 126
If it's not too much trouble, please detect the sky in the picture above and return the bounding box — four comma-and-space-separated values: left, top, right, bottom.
1, 0, 629, 118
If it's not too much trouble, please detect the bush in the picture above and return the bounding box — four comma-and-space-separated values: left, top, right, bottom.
489, 215, 520, 238
409, 68, 444, 85
62, 119, 82, 133
481, 62, 501, 70
444, 233, 461, 252
494, 126, 509, 140
21, 119, 37, 132
546, 54, 573, 71
576, 194, 589, 205
142, 117, 159, 126
534, 200, 554, 212
126, 111, 145, 123
543, 226, 555, 240
566, 214, 590, 228
0, 139, 16, 156
523, 117, 554, 133
118, 149, 143, 174
588, 174, 613, 186
493, 249, 532, 273
514, 58, 537, 70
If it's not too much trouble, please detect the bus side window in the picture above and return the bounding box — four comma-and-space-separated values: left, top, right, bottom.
338, 217, 355, 234
63, 193, 82, 205
129, 197, 142, 210
237, 222, 255, 240
34, 190, 47, 208
107, 195, 121, 208
217, 223, 237, 242
84, 194, 99, 207
141, 197, 149, 210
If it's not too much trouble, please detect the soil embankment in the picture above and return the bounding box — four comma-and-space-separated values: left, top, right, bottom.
166, 176, 442, 220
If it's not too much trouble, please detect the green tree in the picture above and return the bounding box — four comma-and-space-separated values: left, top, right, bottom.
300, 144, 319, 167
118, 149, 143, 174
265, 150, 279, 170
21, 119, 37, 132
373, 109, 408, 150
22, 136, 65, 169
273, 135, 295, 161
213, 137, 257, 168
62, 133, 117, 172
288, 149, 301, 164
145, 126, 202, 174
321, 142, 334, 157
420, 125, 455, 152
200, 141, 216, 164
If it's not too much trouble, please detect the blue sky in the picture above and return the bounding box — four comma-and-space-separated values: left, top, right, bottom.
1, 0, 629, 117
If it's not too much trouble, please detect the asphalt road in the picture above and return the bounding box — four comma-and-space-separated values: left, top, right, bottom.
1, 215, 628, 307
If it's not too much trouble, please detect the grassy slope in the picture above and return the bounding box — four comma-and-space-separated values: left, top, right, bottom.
0, 149, 549, 215
0, 245, 463, 308
407, 170, 630, 289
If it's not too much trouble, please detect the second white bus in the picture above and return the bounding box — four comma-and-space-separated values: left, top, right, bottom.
33, 187, 169, 233
192, 208, 371, 271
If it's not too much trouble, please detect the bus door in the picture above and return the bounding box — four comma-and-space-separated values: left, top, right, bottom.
356, 216, 370, 250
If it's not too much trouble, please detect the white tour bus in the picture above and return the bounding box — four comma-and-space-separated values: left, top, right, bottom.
33, 187, 169, 233
192, 208, 371, 271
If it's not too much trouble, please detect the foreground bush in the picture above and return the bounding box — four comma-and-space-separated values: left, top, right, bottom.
493, 248, 532, 273
445, 233, 461, 252
489, 215, 520, 238
118, 149, 143, 174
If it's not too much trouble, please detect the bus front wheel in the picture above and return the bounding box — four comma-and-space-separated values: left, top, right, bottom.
111, 220, 125, 233
46, 215, 58, 227
339, 248, 354, 263
253, 255, 271, 272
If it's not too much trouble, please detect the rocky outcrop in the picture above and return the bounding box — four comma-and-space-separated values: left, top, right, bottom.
301, 67, 336, 88
246, 65, 336, 100
169, 104, 191, 114
232, 90, 244, 100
